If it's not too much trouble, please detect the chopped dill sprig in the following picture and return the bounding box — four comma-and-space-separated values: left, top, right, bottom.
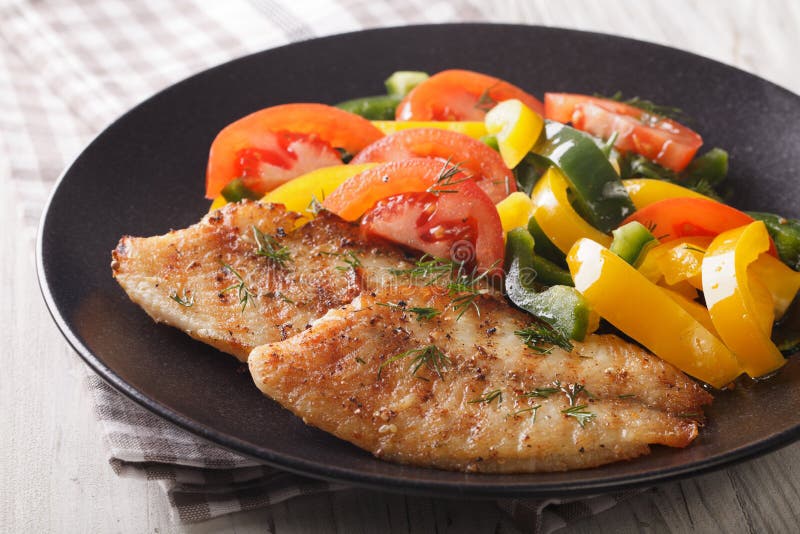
306, 192, 326, 216
389, 254, 455, 285
378, 345, 450, 380
509, 405, 541, 421
377, 301, 441, 322
428, 158, 471, 194
562, 405, 596, 428
618, 393, 636, 399
252, 226, 291, 267
355, 356, 366, 365
522, 386, 561, 399
563, 383, 595, 407
447, 262, 496, 320
325, 250, 362, 272
515, 323, 574, 354
601, 91, 688, 122
474, 82, 501, 112
220, 261, 255, 312
169, 288, 194, 307
469, 388, 503, 405
683, 244, 706, 254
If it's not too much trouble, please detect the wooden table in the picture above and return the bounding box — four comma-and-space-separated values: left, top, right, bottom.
4, 1, 799, 531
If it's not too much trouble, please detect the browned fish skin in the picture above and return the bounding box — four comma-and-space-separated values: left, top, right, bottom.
111, 201, 413, 360
249, 286, 712, 473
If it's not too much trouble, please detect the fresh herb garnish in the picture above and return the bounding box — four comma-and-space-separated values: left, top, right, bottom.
474, 82, 500, 112
447, 262, 496, 320
509, 405, 541, 421
563, 383, 594, 406
562, 405, 596, 427
169, 288, 194, 307
617, 393, 636, 399
469, 389, 503, 405
355, 356, 366, 365
389, 254, 456, 285
515, 324, 574, 354
327, 250, 362, 272
522, 386, 561, 399
252, 226, 291, 267
220, 261, 255, 312
377, 302, 441, 322
306, 192, 326, 216
602, 91, 688, 122
683, 244, 706, 254
378, 345, 450, 380
428, 158, 471, 194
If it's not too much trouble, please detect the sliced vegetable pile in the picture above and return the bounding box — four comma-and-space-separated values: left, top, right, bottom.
205, 69, 800, 390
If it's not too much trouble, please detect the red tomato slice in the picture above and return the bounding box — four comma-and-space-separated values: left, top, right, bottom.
350, 128, 515, 203
362, 179, 504, 275
544, 93, 703, 172
323, 158, 459, 221
395, 69, 544, 121
206, 103, 383, 198
623, 197, 777, 255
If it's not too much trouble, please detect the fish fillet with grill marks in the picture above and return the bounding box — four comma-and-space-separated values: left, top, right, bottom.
249, 286, 712, 473
111, 201, 413, 361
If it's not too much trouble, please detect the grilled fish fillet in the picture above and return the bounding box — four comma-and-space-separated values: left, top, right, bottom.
111, 201, 412, 361
249, 286, 712, 473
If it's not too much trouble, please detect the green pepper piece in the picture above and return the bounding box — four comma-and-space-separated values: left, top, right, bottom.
504, 228, 588, 340
384, 71, 429, 97
506, 227, 574, 287
532, 121, 635, 233
773, 295, 800, 355
335, 95, 401, 120
610, 221, 658, 267
480, 134, 500, 152
527, 216, 567, 268
747, 212, 800, 271
686, 147, 728, 186
221, 178, 261, 203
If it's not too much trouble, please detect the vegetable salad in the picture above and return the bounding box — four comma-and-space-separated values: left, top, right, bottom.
205, 69, 800, 389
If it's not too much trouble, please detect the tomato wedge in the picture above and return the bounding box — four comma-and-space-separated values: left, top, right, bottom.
350, 128, 515, 203
206, 103, 383, 198
323, 159, 449, 221
362, 179, 504, 275
396, 69, 544, 121
544, 93, 703, 172
623, 197, 777, 255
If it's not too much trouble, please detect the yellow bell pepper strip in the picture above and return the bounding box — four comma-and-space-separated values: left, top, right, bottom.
530, 167, 612, 254
749, 253, 800, 319
262, 163, 376, 227
496, 192, 535, 235
661, 288, 719, 337
484, 99, 544, 169
636, 237, 712, 289
568, 238, 741, 388
622, 178, 710, 210
371, 120, 487, 140
658, 279, 699, 301
208, 195, 227, 213
702, 221, 786, 378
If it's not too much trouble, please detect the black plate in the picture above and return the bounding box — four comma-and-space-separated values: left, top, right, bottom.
37, 24, 800, 498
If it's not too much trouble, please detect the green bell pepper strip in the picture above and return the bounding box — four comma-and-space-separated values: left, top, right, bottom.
532, 121, 635, 233
384, 71, 429, 97
335, 95, 401, 120
504, 228, 589, 340
527, 216, 567, 268
221, 178, 261, 202
610, 221, 658, 267
505, 228, 574, 287
747, 212, 800, 271
686, 147, 728, 187
773, 294, 800, 355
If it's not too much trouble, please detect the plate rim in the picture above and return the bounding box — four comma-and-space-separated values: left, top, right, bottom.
35, 22, 800, 498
